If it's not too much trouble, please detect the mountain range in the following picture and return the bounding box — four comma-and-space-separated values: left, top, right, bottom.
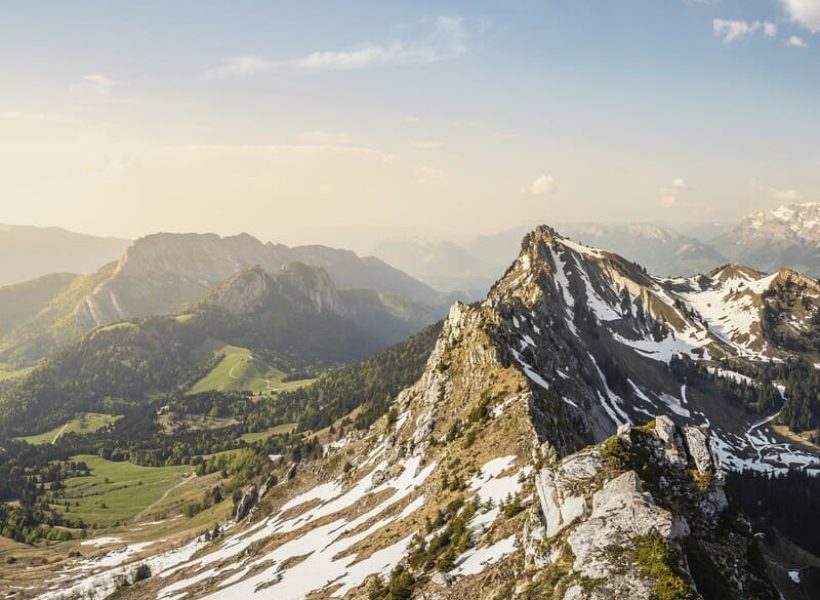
0, 224, 129, 287
13, 224, 818, 600
374, 202, 820, 296
0, 232, 455, 367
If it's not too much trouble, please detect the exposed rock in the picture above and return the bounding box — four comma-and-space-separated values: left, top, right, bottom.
682, 426, 714, 473
567, 471, 673, 579
234, 485, 259, 522
534, 450, 601, 538
654, 416, 687, 469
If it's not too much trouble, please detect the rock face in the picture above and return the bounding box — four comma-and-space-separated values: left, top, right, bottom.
205, 265, 277, 315
204, 263, 347, 317
529, 419, 771, 600
73, 231, 444, 329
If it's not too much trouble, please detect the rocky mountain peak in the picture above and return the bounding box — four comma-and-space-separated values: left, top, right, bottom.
202, 262, 346, 317
202, 264, 275, 315
277, 261, 346, 315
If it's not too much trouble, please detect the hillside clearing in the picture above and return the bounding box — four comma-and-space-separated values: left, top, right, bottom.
17, 413, 121, 445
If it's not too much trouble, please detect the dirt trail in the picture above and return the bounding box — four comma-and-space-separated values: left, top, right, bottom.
51, 422, 70, 444
134, 473, 193, 522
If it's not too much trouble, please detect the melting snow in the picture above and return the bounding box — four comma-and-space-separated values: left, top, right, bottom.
453, 535, 517, 576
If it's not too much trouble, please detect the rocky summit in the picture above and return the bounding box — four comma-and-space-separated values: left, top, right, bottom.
29, 226, 819, 600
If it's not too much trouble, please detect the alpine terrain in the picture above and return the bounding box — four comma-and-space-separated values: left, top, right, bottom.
0, 232, 452, 366
14, 226, 819, 600
711, 202, 820, 277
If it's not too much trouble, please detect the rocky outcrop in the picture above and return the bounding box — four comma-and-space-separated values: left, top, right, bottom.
205, 265, 277, 315
524, 419, 774, 600
204, 262, 347, 317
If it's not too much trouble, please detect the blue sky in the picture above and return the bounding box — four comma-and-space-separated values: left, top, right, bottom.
0, 1, 818, 247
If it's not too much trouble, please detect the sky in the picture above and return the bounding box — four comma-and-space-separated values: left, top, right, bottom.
1, 0, 819, 250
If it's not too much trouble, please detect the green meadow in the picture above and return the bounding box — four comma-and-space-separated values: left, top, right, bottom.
17, 413, 121, 445
56, 455, 191, 527
188, 343, 313, 394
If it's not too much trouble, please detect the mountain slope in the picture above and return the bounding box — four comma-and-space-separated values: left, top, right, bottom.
0, 232, 448, 366
557, 222, 725, 277
75, 232, 444, 329
0, 272, 76, 338
0, 263, 406, 435
0, 263, 118, 365
28, 224, 820, 600
712, 202, 820, 276
0, 223, 129, 286
374, 222, 727, 299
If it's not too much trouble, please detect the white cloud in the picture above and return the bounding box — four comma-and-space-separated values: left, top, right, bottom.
410, 140, 442, 150
768, 187, 802, 200
71, 74, 114, 100
787, 34, 809, 47
522, 174, 556, 195
297, 130, 353, 145
206, 15, 480, 78
712, 19, 777, 43
415, 165, 443, 184
659, 178, 695, 207
204, 56, 273, 79
780, 0, 820, 32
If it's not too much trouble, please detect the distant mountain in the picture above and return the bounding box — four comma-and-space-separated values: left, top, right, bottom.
373, 237, 498, 297
557, 222, 725, 277
0, 232, 450, 366
0, 224, 129, 286
0, 262, 413, 434
74, 232, 444, 328
712, 202, 820, 276
373, 222, 727, 297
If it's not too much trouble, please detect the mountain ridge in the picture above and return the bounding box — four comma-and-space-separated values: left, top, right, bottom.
9, 224, 819, 600
0, 232, 451, 367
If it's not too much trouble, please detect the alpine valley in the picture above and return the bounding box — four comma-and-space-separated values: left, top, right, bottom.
1, 226, 819, 600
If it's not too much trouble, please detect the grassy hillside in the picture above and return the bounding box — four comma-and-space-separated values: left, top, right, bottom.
56, 455, 191, 527
0, 272, 76, 338
16, 413, 121, 445
188, 344, 288, 394
239, 422, 296, 443
0, 263, 117, 366
0, 363, 33, 382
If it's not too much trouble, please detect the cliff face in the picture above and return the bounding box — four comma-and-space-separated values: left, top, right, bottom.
72, 232, 443, 330
528, 416, 776, 599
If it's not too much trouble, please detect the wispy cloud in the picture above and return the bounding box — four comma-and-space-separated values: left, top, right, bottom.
205, 15, 480, 79
521, 174, 556, 195
787, 34, 809, 47
205, 56, 274, 79
768, 186, 802, 201
414, 165, 443, 184
659, 178, 695, 207
713, 19, 778, 43
780, 0, 820, 33
71, 74, 114, 100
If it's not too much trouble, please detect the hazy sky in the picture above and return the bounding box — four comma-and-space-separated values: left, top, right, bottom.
1, 0, 819, 249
